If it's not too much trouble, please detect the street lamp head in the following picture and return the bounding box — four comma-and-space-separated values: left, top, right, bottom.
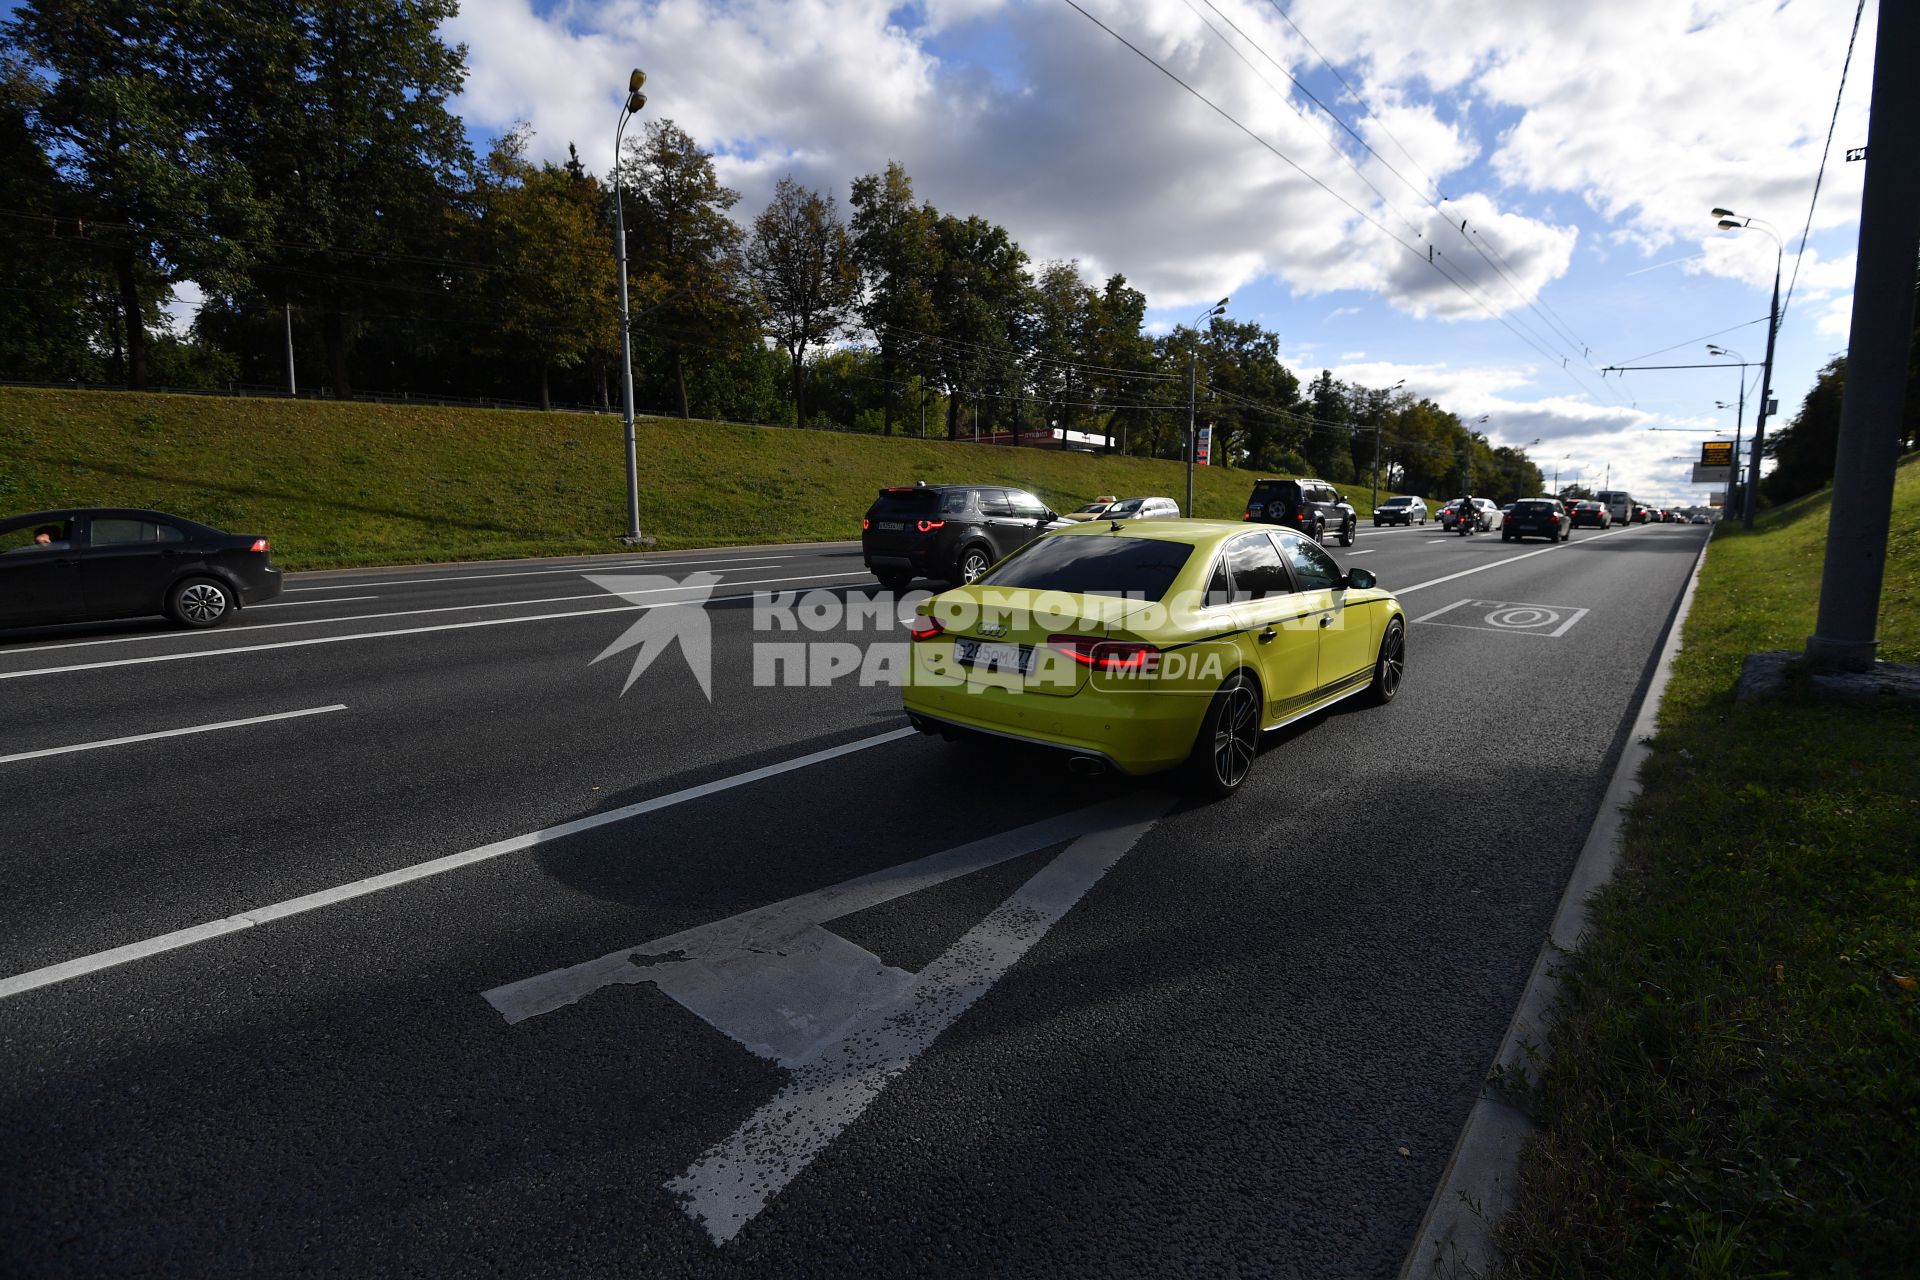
628, 68, 647, 92
624, 68, 648, 115
1716, 219, 1742, 231
1710, 206, 1735, 218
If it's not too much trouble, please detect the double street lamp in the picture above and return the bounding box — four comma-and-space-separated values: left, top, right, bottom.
614, 70, 650, 545
1712, 207, 1781, 528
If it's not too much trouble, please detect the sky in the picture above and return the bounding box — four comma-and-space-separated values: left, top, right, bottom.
136, 0, 1868, 504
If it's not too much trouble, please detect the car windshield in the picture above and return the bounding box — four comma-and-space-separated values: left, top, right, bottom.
1106, 499, 1145, 515
979, 535, 1195, 600
1073, 502, 1108, 514
1382, 498, 1411, 507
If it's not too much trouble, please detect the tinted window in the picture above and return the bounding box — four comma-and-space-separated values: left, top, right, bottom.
1007, 490, 1049, 518
91, 518, 181, 546
1276, 533, 1340, 591
942, 489, 971, 515
1, 519, 74, 553
1225, 533, 1290, 600
1204, 559, 1232, 608
1106, 498, 1144, 517
979, 489, 1014, 517
1250, 481, 1299, 506
979, 535, 1194, 600
1515, 501, 1558, 515
1382, 497, 1411, 508
870, 489, 943, 517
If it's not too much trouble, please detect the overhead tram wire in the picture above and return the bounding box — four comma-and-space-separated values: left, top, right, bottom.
1613, 317, 1769, 369
1779, 0, 1867, 330
1246, 1, 1621, 397
1058, 0, 1614, 409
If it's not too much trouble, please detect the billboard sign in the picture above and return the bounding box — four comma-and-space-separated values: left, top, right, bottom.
1692, 464, 1732, 484
1700, 440, 1734, 467
1196, 426, 1212, 466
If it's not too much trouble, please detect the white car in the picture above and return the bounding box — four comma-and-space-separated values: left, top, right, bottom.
1103, 496, 1181, 520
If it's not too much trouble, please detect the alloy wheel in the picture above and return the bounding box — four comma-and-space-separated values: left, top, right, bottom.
1378, 625, 1404, 699
960, 549, 990, 583
1211, 681, 1259, 788
179, 583, 228, 624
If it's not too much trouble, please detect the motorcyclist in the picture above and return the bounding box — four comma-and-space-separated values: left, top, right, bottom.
1456, 493, 1475, 533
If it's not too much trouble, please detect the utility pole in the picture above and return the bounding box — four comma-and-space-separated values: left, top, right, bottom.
1186, 351, 1196, 518
1745, 267, 1781, 528
284, 303, 296, 396
1806, 0, 1920, 671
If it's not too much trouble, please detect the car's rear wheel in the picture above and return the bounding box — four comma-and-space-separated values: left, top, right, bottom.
957, 545, 992, 584
875, 568, 914, 591
1185, 672, 1261, 798
168, 577, 234, 628
1365, 619, 1406, 706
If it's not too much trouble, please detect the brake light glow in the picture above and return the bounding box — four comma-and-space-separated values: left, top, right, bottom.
1242, 512, 1253, 521
249, 538, 269, 553
916, 519, 945, 532
1047, 634, 1160, 672
861, 517, 870, 530
909, 617, 944, 642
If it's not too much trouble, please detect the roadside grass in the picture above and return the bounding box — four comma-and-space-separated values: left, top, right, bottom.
1495, 452, 1920, 1277
0, 387, 1431, 571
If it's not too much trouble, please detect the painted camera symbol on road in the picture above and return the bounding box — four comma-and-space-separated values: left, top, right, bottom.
1415, 598, 1590, 638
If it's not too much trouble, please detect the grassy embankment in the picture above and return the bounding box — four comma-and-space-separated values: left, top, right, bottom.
0, 387, 1422, 571
1497, 452, 1920, 1277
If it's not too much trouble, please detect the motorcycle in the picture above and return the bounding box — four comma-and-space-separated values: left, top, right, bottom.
1455, 504, 1475, 536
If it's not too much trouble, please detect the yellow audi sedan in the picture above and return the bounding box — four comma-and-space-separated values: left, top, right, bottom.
902, 519, 1406, 796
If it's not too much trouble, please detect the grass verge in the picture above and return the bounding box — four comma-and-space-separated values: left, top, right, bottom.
0, 387, 1438, 571
1495, 453, 1920, 1277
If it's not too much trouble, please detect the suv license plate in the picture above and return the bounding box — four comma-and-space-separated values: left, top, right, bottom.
877, 521, 904, 531
955, 639, 1032, 675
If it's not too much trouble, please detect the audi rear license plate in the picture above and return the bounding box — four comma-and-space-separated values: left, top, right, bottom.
877, 521, 904, 531
955, 639, 1033, 675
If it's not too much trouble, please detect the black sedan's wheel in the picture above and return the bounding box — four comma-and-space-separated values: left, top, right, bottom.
1185, 672, 1261, 798
957, 545, 992, 584
168, 577, 234, 628
1365, 618, 1406, 706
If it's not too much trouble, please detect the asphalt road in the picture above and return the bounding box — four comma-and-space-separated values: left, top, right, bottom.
0, 519, 1708, 1277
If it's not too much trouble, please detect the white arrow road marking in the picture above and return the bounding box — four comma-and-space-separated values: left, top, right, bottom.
483, 792, 1172, 1244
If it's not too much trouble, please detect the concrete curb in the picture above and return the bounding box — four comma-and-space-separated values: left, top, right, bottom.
1398, 532, 1713, 1279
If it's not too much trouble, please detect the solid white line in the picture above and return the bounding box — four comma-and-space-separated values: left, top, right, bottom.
0, 570, 777, 655
0, 727, 917, 1001
0, 570, 865, 671
0, 705, 348, 766
1347, 549, 1377, 556
1395, 525, 1634, 596
284, 553, 800, 592
252, 595, 380, 609
1410, 599, 1473, 624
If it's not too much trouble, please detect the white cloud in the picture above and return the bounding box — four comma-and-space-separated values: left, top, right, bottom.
1816, 294, 1853, 340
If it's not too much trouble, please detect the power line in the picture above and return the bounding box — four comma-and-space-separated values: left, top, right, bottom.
1612, 317, 1769, 368
1779, 0, 1867, 330
1058, 0, 1619, 409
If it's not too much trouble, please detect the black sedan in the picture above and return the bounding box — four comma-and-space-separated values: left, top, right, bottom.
0, 507, 282, 630
1501, 497, 1572, 543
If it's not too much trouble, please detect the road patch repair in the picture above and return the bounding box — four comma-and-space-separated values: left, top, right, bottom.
1412, 598, 1590, 638
483, 794, 1172, 1245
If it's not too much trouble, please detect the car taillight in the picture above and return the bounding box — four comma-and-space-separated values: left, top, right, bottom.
916, 519, 945, 532
862, 517, 870, 530
1047, 634, 1160, 672
249, 538, 269, 553
909, 617, 944, 642
1242, 512, 1253, 520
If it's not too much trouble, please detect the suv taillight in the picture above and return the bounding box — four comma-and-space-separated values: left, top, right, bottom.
916, 519, 945, 533
249, 538, 269, 553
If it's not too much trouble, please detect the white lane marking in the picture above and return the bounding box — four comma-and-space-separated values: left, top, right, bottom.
1414, 598, 1591, 638
576, 794, 1169, 1245
1411, 599, 1472, 624
1394, 525, 1634, 596
0, 704, 348, 766
1424, 538, 1451, 544
0, 727, 916, 1001
0, 571, 869, 678
284, 553, 799, 593
252, 595, 380, 608
1346, 549, 1377, 556
0, 569, 776, 655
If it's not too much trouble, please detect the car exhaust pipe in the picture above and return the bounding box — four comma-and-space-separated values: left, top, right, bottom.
1067, 755, 1108, 777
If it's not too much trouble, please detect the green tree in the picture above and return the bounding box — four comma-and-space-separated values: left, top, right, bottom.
1763, 355, 1846, 504
618, 118, 753, 418
204, 0, 474, 396
473, 127, 617, 410
3, 0, 261, 388
928, 212, 1028, 439
1081, 274, 1157, 454
745, 176, 861, 427
848, 161, 938, 435
1028, 260, 1095, 445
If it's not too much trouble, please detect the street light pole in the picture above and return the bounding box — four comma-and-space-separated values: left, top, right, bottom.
1370, 379, 1404, 513
284, 303, 296, 396
1186, 297, 1228, 517
614, 70, 649, 546
1710, 345, 1748, 514
1712, 210, 1782, 528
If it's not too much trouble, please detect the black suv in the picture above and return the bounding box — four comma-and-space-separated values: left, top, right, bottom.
1242, 478, 1356, 547
861, 483, 1056, 589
